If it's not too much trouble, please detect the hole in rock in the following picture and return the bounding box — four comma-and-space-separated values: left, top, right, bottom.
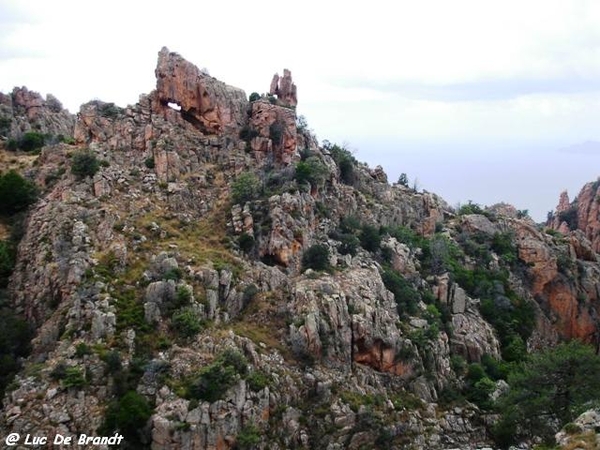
167, 102, 182, 111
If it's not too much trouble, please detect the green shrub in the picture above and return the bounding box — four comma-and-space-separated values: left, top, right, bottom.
380, 267, 419, 315
491, 232, 517, 264
269, 120, 284, 144
337, 233, 360, 256
63, 367, 86, 388
144, 157, 155, 169
103, 350, 122, 373
102, 391, 152, 444
327, 143, 356, 185
481, 354, 510, 380
558, 206, 578, 229
339, 216, 360, 233
231, 173, 261, 204
18, 132, 45, 152
163, 267, 182, 281
236, 424, 261, 449
397, 173, 409, 187
71, 150, 100, 178
239, 125, 259, 142
450, 355, 467, 376
0, 310, 31, 400
0, 170, 38, 215
301, 244, 330, 271
238, 233, 255, 253
175, 285, 192, 306
563, 422, 583, 435
75, 343, 91, 358
359, 224, 381, 252
246, 370, 269, 392
171, 307, 204, 338
60, 136, 76, 145
467, 376, 496, 410
495, 341, 600, 445
50, 362, 68, 381
0, 116, 11, 137
0, 241, 16, 288
249, 92, 260, 102
98, 102, 121, 119
187, 350, 249, 402
242, 284, 259, 303
294, 157, 328, 187
457, 200, 486, 216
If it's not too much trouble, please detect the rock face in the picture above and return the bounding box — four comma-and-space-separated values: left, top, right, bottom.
154, 47, 248, 134
550, 181, 600, 252
248, 100, 298, 166
0, 87, 75, 139
269, 69, 297, 107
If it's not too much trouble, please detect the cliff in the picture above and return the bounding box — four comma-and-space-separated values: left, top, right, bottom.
0, 48, 599, 450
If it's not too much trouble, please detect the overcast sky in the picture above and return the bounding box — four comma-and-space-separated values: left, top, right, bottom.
1, 0, 600, 221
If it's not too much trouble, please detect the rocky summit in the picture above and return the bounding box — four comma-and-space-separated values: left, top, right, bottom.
0, 48, 599, 450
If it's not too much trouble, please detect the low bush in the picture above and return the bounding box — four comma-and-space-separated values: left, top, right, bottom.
325, 141, 356, 185
231, 173, 261, 205
102, 390, 152, 444
0, 170, 38, 215
98, 102, 122, 119
171, 307, 204, 338
380, 267, 419, 315
0, 310, 31, 401
62, 367, 86, 388
301, 244, 330, 271
17, 132, 45, 152
246, 370, 269, 392
71, 150, 100, 179
0, 241, 16, 288
186, 349, 249, 402
238, 233, 255, 253
359, 224, 381, 252
236, 424, 261, 449
294, 157, 328, 188
269, 120, 284, 144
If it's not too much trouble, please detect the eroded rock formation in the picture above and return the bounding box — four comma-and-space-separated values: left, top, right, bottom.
269, 69, 297, 107
154, 47, 248, 134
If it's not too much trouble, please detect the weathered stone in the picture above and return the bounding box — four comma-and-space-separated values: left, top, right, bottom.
249, 100, 297, 166
269, 69, 297, 107
154, 47, 247, 134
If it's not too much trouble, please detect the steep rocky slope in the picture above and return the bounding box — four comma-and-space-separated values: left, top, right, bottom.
0, 48, 599, 449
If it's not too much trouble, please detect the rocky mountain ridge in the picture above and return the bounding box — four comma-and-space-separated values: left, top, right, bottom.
0, 47, 598, 449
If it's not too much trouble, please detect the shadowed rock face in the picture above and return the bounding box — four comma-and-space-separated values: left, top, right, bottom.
154, 47, 248, 134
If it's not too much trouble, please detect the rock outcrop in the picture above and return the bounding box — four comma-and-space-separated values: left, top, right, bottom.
269, 69, 297, 107
154, 47, 248, 134
550, 181, 600, 252
0, 87, 75, 140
